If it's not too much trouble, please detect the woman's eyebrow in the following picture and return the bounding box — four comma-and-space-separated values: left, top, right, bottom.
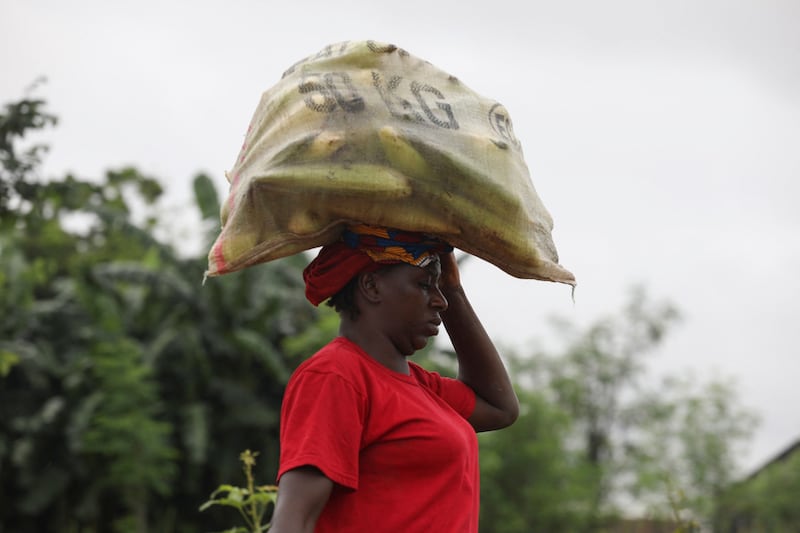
423, 265, 441, 278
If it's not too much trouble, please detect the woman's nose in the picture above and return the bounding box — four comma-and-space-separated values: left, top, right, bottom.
431, 286, 448, 311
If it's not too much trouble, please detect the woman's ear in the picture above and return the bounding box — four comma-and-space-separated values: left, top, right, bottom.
357, 271, 382, 304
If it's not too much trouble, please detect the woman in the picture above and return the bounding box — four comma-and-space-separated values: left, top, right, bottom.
269, 225, 519, 533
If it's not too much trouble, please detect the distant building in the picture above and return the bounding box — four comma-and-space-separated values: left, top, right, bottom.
713, 437, 800, 532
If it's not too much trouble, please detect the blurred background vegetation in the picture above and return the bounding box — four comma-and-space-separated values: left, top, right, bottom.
1, 94, 795, 532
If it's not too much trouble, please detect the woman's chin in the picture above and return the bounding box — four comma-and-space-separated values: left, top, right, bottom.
411, 336, 433, 353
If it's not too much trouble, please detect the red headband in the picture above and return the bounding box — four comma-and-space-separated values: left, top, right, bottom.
302, 241, 384, 306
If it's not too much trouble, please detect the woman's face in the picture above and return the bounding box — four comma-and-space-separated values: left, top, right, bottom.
375, 260, 449, 355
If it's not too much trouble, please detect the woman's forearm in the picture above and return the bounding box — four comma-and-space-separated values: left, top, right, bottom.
441, 284, 519, 427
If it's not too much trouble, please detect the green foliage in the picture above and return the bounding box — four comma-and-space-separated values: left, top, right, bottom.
545, 286, 680, 466
664, 479, 701, 532
478, 384, 596, 533
0, 350, 20, 376
527, 287, 684, 524
0, 84, 58, 214
620, 374, 758, 525
200, 450, 278, 532
0, 94, 321, 532
80, 339, 178, 531
476, 289, 757, 531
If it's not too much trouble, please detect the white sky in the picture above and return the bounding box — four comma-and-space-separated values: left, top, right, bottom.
2, 0, 798, 474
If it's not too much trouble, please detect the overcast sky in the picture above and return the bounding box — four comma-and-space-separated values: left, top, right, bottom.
2, 0, 798, 474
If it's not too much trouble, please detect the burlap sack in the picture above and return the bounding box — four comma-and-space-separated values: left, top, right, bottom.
206, 40, 575, 286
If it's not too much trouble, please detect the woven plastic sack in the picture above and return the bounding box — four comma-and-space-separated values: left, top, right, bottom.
206, 40, 575, 286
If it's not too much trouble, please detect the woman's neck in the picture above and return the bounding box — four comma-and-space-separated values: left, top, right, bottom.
339, 321, 410, 375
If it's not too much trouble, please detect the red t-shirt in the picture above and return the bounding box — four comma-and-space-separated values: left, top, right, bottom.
278, 336, 479, 532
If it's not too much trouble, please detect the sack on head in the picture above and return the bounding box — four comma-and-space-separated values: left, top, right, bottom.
206, 40, 575, 287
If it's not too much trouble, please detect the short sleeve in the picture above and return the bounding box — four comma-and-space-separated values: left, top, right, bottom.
278, 368, 366, 490
410, 363, 476, 420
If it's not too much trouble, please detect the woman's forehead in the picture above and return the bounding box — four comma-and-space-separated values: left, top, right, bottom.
423, 258, 442, 277
380, 258, 441, 278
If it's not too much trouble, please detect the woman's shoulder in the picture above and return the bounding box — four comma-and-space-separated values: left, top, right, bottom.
290, 337, 368, 383
408, 361, 444, 389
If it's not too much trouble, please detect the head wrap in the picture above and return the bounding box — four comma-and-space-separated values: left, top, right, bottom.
303, 224, 453, 306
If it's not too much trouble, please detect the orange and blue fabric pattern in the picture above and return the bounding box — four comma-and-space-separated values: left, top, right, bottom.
342, 224, 452, 268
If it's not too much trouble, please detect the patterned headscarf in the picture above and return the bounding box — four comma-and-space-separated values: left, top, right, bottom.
303, 224, 452, 306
